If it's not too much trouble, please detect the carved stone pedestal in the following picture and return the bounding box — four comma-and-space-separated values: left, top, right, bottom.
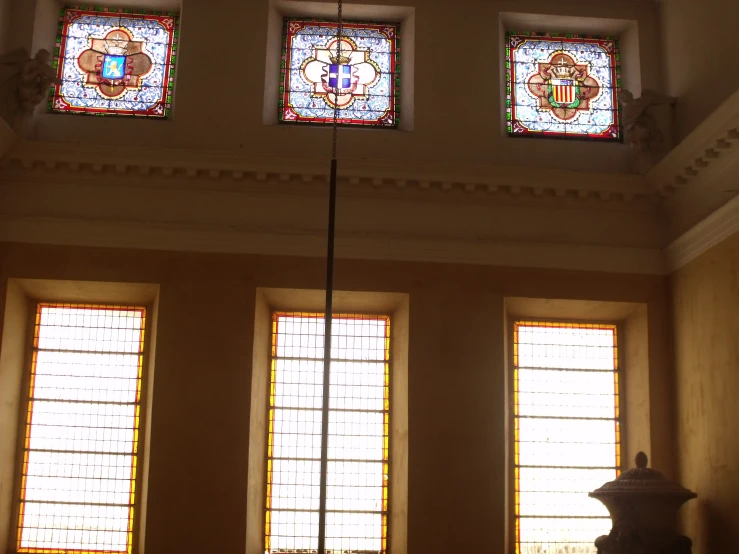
589, 453, 696, 554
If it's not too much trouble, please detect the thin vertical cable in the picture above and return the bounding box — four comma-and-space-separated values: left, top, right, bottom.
318, 2, 343, 554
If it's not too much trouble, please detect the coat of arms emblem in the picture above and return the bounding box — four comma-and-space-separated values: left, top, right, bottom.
301, 37, 380, 109
528, 53, 600, 121
506, 33, 621, 139
78, 29, 153, 99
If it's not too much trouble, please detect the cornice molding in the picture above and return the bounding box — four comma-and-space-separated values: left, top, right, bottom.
648, 89, 739, 194
2, 139, 657, 203
665, 193, 739, 272
0, 214, 666, 275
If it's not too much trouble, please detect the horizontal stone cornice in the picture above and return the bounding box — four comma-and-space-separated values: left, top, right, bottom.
2, 139, 657, 203
0, 214, 666, 275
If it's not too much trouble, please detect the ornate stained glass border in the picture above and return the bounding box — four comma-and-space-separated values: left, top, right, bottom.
49, 6, 179, 118
506, 32, 621, 140
279, 18, 400, 127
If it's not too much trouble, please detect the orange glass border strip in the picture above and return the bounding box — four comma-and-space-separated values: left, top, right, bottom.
17, 303, 146, 554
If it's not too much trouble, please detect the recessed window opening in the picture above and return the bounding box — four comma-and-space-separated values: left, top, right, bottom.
266, 312, 390, 554
279, 18, 400, 127
506, 32, 621, 140
16, 303, 147, 554
50, 6, 179, 117
513, 321, 621, 554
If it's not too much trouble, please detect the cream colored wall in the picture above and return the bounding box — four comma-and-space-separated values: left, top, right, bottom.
661, 0, 739, 142
0, 240, 676, 554
21, 0, 664, 174
671, 231, 739, 552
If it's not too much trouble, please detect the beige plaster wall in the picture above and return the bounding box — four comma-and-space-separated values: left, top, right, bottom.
0, 240, 676, 554
23, 0, 664, 174
661, 0, 739, 142
671, 231, 739, 552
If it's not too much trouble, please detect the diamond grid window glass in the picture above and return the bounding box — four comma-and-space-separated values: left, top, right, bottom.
16, 303, 147, 554
266, 312, 390, 554
513, 321, 621, 554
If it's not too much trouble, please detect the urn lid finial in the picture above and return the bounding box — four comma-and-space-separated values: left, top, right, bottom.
589, 451, 697, 500
635, 451, 648, 469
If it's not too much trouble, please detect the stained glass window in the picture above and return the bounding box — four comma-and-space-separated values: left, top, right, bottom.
266, 313, 390, 554
17, 304, 147, 553
279, 19, 399, 127
507, 33, 621, 140
513, 321, 621, 554
50, 6, 178, 117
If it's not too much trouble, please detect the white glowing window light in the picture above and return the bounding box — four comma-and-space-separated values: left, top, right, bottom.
513, 322, 621, 554
266, 313, 390, 554
17, 304, 146, 554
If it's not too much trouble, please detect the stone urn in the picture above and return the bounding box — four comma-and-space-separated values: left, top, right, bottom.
589, 452, 696, 554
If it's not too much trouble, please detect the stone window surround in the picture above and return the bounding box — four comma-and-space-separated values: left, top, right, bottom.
246, 288, 409, 554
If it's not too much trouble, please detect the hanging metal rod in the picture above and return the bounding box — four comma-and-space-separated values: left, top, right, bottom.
317, 1, 343, 553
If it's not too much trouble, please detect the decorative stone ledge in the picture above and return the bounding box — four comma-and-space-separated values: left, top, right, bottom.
0, 214, 667, 275
1, 138, 657, 204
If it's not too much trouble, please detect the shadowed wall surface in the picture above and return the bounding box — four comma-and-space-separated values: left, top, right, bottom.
0, 241, 675, 554
672, 231, 739, 553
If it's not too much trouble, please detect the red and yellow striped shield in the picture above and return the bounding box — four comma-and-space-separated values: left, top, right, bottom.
551, 78, 576, 105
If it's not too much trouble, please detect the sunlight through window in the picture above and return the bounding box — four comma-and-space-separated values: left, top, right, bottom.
266, 313, 390, 554
17, 304, 146, 554
513, 321, 620, 554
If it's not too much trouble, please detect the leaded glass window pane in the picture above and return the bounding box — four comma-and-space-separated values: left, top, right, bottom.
50, 6, 179, 117
513, 321, 621, 554
280, 19, 400, 127
266, 313, 391, 554
507, 33, 621, 140
17, 304, 147, 553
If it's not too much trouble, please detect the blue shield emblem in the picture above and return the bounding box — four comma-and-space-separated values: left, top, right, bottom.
328, 64, 352, 89
102, 55, 126, 80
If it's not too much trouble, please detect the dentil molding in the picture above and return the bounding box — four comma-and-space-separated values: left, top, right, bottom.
1, 138, 656, 203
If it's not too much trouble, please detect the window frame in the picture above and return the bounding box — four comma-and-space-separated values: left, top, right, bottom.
10, 301, 153, 554
278, 17, 401, 129
263, 310, 393, 554
507, 317, 624, 554
49, 5, 180, 118
505, 30, 623, 142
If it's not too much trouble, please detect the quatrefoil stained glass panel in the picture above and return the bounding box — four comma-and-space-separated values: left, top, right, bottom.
280, 18, 400, 127
50, 6, 178, 117
507, 33, 621, 140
